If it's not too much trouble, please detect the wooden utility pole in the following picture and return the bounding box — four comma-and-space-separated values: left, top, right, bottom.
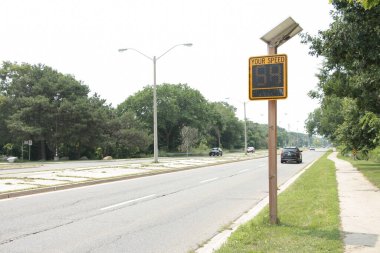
268, 45, 278, 224
249, 17, 302, 225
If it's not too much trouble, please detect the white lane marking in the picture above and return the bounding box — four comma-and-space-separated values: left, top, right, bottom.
200, 177, 219, 184
100, 194, 156, 211
238, 169, 249, 173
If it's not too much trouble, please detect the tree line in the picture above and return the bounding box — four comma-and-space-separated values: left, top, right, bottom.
303, 0, 380, 158
0, 61, 318, 161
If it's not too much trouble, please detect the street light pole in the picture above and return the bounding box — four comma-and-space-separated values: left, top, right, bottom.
54, 93, 60, 161
225, 98, 248, 155
119, 43, 192, 163
296, 120, 300, 147
153, 56, 158, 163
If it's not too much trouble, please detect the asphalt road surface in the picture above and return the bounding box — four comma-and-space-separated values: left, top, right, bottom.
0, 151, 324, 253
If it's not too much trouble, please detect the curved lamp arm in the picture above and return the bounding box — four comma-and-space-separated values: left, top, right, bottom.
156, 43, 192, 61
118, 48, 153, 61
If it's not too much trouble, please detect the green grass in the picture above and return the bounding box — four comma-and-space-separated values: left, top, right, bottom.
216, 152, 343, 253
338, 154, 380, 189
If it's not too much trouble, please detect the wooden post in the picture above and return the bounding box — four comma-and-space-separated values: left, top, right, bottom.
268, 45, 278, 224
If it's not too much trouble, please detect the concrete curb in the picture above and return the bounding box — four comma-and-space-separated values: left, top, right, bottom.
196, 158, 319, 253
0, 155, 267, 200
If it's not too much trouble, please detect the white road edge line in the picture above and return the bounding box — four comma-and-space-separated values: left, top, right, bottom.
200, 177, 219, 184
238, 169, 249, 173
100, 194, 156, 211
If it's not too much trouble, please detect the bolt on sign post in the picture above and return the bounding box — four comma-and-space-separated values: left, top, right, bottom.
249, 17, 302, 225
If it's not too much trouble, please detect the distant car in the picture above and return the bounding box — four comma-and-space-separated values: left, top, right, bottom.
209, 147, 223, 156
6, 156, 18, 163
309, 147, 316, 151
247, 147, 255, 153
281, 147, 302, 164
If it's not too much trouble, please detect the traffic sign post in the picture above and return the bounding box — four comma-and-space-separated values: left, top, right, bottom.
248, 50, 283, 224
25, 140, 32, 161
249, 17, 302, 225
22, 140, 32, 161
267, 46, 278, 225
249, 54, 287, 100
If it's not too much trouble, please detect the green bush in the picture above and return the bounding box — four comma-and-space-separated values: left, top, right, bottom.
369, 147, 380, 162
3, 143, 13, 156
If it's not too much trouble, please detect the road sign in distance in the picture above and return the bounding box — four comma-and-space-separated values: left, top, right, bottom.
249, 54, 287, 100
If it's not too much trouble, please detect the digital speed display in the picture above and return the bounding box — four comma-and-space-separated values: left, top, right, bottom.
249, 54, 287, 100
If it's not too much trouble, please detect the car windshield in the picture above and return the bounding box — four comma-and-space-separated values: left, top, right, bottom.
283, 148, 297, 152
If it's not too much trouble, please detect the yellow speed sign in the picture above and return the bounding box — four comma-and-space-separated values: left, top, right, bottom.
249, 54, 287, 100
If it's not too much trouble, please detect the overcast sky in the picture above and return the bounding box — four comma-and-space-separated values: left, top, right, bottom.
0, 0, 333, 133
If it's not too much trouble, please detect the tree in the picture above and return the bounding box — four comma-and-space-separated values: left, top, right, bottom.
334, 0, 380, 9
303, 1, 380, 114
305, 95, 345, 144
2, 143, 13, 156
302, 1, 380, 151
0, 95, 11, 148
6, 95, 54, 160
118, 83, 210, 151
179, 126, 199, 155
57, 96, 110, 159
207, 102, 244, 149
0, 62, 113, 160
335, 98, 380, 154
110, 111, 152, 158
246, 121, 267, 149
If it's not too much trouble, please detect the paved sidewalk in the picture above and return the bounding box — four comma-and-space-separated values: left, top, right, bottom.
328, 152, 380, 253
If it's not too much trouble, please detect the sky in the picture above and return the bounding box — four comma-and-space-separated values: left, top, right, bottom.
0, 0, 333, 133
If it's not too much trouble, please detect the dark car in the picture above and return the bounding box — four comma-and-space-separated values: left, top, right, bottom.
209, 147, 223, 156
281, 147, 302, 163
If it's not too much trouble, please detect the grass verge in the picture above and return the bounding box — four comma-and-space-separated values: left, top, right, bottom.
216, 152, 343, 253
337, 154, 380, 189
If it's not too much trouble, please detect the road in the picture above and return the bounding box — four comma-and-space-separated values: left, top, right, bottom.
0, 151, 324, 253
